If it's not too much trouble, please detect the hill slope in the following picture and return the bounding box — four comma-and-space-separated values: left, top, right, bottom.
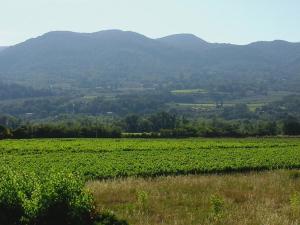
0, 30, 196, 87
0, 30, 300, 91
0, 47, 7, 52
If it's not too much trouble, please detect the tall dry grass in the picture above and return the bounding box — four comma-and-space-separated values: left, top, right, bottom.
87, 170, 300, 225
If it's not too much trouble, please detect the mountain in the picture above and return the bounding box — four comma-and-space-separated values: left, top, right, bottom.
0, 30, 193, 87
0, 30, 300, 92
157, 34, 212, 51
0, 47, 7, 52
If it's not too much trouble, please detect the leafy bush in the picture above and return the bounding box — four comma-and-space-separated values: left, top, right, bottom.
0, 169, 41, 225
35, 173, 95, 225
0, 169, 127, 225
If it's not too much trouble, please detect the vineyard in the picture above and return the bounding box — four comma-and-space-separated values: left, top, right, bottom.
1, 138, 300, 179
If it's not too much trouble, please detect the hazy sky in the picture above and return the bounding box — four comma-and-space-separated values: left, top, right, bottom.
1, 0, 300, 46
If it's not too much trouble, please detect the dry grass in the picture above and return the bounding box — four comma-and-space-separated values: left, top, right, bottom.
87, 170, 300, 225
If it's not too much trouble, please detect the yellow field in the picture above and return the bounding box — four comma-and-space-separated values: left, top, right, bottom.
88, 170, 300, 225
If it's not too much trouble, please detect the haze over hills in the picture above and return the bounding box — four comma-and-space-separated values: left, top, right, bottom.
0, 30, 300, 121
0, 29, 300, 92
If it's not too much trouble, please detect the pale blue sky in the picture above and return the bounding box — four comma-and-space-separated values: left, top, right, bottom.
1, 0, 300, 46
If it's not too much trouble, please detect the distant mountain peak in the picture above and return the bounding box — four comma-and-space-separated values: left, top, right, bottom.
157, 33, 211, 51
248, 39, 294, 47
159, 33, 208, 42
91, 29, 150, 40
43, 29, 148, 37
33, 29, 152, 44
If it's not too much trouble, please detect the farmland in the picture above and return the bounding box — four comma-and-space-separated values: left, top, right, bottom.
1, 138, 300, 179
1, 137, 300, 224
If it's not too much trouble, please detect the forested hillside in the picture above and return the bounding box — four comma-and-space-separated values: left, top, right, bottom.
0, 30, 300, 92
0, 30, 300, 135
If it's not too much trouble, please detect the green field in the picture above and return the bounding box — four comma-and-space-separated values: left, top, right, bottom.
169, 90, 299, 112
1, 138, 300, 179
171, 89, 208, 94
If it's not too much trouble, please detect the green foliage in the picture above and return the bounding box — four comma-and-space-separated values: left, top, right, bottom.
221, 104, 255, 120
282, 117, 300, 135
10, 124, 121, 139
136, 191, 149, 210
210, 194, 225, 217
122, 112, 283, 138
123, 112, 178, 133
0, 125, 11, 139
35, 173, 95, 225
0, 169, 95, 225
1, 138, 300, 179
0, 169, 41, 225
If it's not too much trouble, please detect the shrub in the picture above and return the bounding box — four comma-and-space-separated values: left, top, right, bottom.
94, 212, 129, 225
0, 169, 128, 225
0, 169, 41, 225
0, 125, 12, 139
210, 194, 225, 217
35, 173, 95, 225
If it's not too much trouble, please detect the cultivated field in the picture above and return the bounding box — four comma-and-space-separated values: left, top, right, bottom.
1, 138, 300, 179
1, 138, 300, 224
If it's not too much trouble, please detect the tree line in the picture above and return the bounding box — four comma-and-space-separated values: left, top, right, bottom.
120, 113, 300, 138
1, 112, 300, 139
0, 124, 121, 139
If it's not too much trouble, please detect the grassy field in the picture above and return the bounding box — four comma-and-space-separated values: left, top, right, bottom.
1, 138, 300, 179
171, 89, 208, 94
88, 170, 300, 225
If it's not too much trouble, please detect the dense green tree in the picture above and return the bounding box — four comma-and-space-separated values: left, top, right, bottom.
282, 118, 300, 135
149, 112, 177, 131
0, 125, 11, 139
124, 115, 140, 133
222, 104, 255, 120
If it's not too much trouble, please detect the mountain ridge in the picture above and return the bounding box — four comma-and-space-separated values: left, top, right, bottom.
4, 29, 300, 47
0, 29, 300, 92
